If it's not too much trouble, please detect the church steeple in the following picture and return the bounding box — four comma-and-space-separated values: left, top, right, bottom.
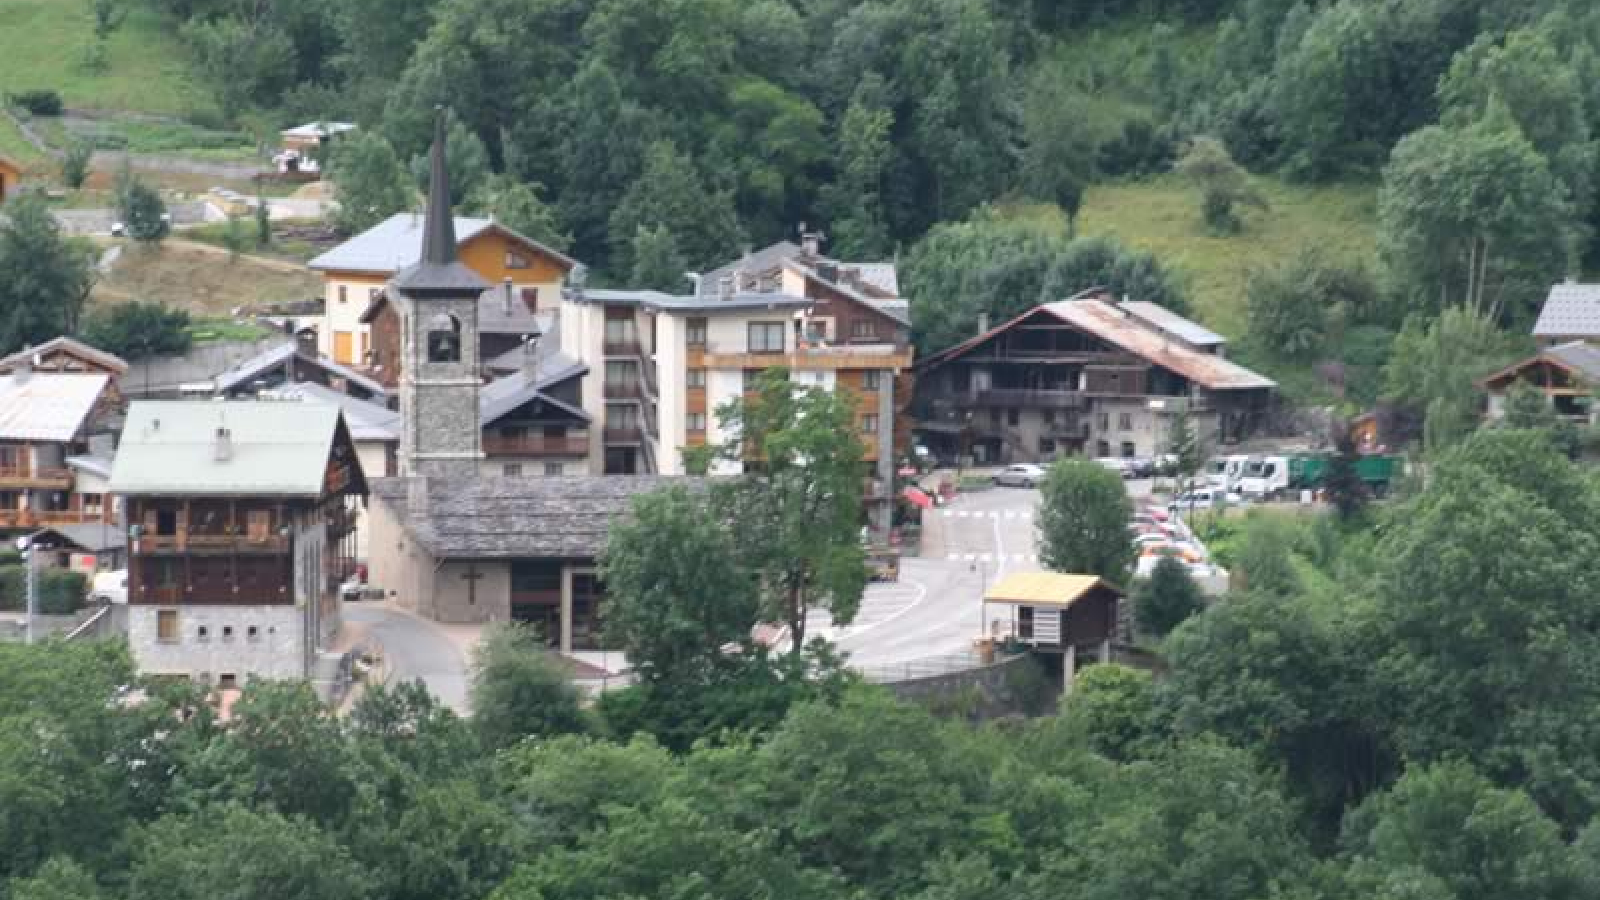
392, 107, 488, 296
392, 105, 487, 479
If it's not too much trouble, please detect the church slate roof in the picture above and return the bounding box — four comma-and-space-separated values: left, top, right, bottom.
371, 475, 699, 559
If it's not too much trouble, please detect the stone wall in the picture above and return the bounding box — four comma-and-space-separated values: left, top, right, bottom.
880, 653, 1058, 720
129, 604, 305, 682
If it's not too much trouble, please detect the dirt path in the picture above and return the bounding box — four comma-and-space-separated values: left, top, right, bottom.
161, 237, 312, 274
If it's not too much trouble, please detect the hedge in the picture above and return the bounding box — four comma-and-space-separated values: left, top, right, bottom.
0, 566, 86, 614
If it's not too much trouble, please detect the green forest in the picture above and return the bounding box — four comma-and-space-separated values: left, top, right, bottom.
7, 428, 1600, 900
108, 0, 1599, 406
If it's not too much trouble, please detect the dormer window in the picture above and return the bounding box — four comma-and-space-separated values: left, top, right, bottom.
426, 313, 461, 362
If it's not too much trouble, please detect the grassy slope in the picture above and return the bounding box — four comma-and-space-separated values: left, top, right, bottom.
1076, 174, 1379, 339
0, 0, 208, 116
93, 242, 321, 316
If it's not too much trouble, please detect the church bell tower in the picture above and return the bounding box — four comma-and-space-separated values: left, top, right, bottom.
393, 109, 488, 478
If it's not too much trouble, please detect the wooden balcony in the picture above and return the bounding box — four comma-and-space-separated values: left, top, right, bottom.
604, 381, 643, 400
0, 466, 73, 489
603, 339, 643, 357
603, 426, 643, 444
0, 508, 111, 528
137, 533, 290, 554
133, 586, 294, 606
482, 433, 590, 456
701, 347, 914, 371
973, 388, 1085, 409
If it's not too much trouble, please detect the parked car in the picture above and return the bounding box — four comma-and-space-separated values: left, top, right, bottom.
1126, 456, 1157, 478
90, 570, 128, 605
1168, 488, 1243, 511
993, 464, 1046, 488
866, 550, 901, 582
1094, 457, 1136, 479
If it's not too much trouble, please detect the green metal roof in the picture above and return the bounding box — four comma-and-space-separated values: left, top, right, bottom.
110, 401, 344, 497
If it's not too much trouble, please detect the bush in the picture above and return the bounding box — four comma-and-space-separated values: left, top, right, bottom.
0, 565, 22, 611
60, 142, 93, 190
39, 570, 86, 615
80, 301, 192, 361
9, 89, 62, 116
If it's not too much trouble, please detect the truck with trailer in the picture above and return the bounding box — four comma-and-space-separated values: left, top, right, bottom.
1235, 452, 1403, 499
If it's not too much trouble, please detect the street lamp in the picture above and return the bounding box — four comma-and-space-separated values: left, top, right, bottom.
15, 534, 35, 645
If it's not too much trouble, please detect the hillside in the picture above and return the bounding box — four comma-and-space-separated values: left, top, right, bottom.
0, 0, 209, 117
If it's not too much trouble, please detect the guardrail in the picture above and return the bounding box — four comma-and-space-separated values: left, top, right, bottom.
856, 649, 1020, 684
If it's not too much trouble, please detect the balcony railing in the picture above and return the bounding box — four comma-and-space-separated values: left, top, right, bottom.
0, 508, 110, 528
0, 466, 73, 487
603, 426, 643, 444
482, 434, 591, 456
972, 388, 1085, 409
603, 339, 642, 356
137, 533, 290, 554
604, 381, 643, 400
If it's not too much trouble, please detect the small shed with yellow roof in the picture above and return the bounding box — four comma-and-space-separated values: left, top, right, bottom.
983, 571, 1123, 665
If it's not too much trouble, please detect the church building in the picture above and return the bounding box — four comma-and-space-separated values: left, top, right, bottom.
364, 111, 676, 649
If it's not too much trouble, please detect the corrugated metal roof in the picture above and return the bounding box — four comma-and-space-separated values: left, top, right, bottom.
110, 401, 344, 497
309, 214, 576, 274
984, 572, 1115, 606
1545, 341, 1600, 382
0, 372, 110, 441
260, 382, 400, 442
1045, 301, 1276, 391
1533, 283, 1600, 338
1117, 301, 1226, 347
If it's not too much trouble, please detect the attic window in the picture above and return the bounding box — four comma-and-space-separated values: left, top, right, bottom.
506, 251, 530, 269
426, 313, 461, 363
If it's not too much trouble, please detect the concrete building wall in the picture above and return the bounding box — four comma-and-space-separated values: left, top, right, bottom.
561, 298, 607, 475
350, 440, 391, 561
366, 492, 423, 611
129, 604, 306, 682
706, 368, 744, 475
655, 314, 687, 475
430, 559, 510, 624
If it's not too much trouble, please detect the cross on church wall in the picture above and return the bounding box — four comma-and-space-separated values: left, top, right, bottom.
461, 564, 485, 605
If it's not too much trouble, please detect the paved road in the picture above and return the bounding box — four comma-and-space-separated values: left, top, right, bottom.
342, 604, 470, 714
823, 478, 1161, 669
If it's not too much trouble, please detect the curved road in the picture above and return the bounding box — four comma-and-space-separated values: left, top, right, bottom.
342, 604, 470, 714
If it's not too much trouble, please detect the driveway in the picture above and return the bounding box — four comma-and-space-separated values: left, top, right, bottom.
342, 602, 471, 715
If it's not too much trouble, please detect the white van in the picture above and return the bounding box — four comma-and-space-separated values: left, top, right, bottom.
1168, 488, 1242, 511
90, 569, 127, 605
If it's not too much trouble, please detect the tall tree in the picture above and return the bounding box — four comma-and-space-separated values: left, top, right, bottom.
1019, 67, 1103, 232
409, 113, 490, 207
823, 76, 895, 259
1379, 101, 1576, 323
79, 301, 191, 361
330, 131, 414, 236
1037, 458, 1134, 582
1163, 404, 1203, 494
1381, 307, 1522, 453
706, 369, 866, 657
1134, 556, 1205, 638
118, 178, 169, 245
468, 175, 572, 253
600, 484, 759, 684
608, 141, 742, 274
1322, 426, 1368, 519
0, 193, 92, 354
626, 224, 688, 293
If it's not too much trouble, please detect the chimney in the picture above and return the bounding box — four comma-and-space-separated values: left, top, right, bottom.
685, 272, 702, 294
977, 313, 990, 336
502, 277, 514, 316
521, 334, 540, 377
718, 274, 735, 298
801, 230, 823, 259
213, 426, 233, 462
10, 352, 30, 384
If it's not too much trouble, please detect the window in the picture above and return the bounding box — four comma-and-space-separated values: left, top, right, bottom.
1096, 440, 1110, 457
606, 404, 640, 429
687, 412, 707, 432
851, 319, 878, 340
222, 626, 234, 641
1042, 409, 1055, 425
1039, 438, 1056, 454
605, 360, 637, 385
1121, 441, 1136, 458
218, 673, 238, 690
157, 610, 178, 643
1096, 412, 1109, 432
503, 464, 523, 478
426, 313, 462, 363
247, 626, 259, 642
748, 321, 785, 353
506, 250, 530, 269
246, 510, 271, 542
196, 625, 209, 642
686, 318, 708, 347
82, 493, 103, 516
861, 414, 880, 434
686, 368, 706, 389
1118, 412, 1133, 431
337, 285, 347, 304
604, 316, 637, 348
743, 369, 764, 392
544, 462, 563, 477
989, 408, 1002, 425
861, 370, 882, 392
1007, 408, 1020, 426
